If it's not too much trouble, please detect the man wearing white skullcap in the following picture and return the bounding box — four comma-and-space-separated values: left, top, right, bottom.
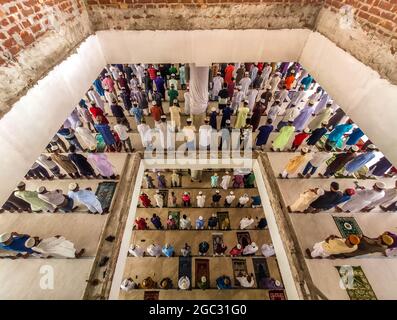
0, 232, 35, 256
67, 183, 103, 214
196, 191, 206, 208
338, 182, 386, 213
238, 71, 252, 97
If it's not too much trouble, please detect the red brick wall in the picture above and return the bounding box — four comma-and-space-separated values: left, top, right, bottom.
0, 0, 87, 66
324, 0, 397, 39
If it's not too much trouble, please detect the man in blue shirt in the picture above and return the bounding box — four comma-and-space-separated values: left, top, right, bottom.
0, 232, 35, 257
162, 243, 174, 257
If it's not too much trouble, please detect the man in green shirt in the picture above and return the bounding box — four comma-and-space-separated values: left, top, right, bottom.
168, 84, 178, 103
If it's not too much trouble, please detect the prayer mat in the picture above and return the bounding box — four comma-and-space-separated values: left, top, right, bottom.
212, 233, 224, 255
178, 256, 192, 289
269, 290, 286, 300
217, 212, 231, 230
231, 258, 248, 286
168, 211, 180, 226
236, 231, 251, 248
144, 291, 159, 300
336, 266, 377, 300
195, 259, 210, 288
158, 189, 169, 207
95, 181, 117, 212
333, 216, 363, 238
252, 257, 270, 289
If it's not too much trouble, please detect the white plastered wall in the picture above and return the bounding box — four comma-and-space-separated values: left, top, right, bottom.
0, 35, 106, 203
1, 29, 396, 205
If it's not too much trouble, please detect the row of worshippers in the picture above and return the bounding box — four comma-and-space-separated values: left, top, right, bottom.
0, 231, 85, 259
128, 241, 274, 258
121, 270, 282, 291
139, 190, 262, 209
27, 145, 118, 181
288, 181, 397, 213
134, 213, 268, 231
1, 181, 103, 214
278, 144, 392, 180
308, 231, 397, 259
142, 170, 255, 189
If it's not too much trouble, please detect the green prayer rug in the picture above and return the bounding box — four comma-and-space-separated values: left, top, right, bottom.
333, 216, 363, 238
95, 181, 117, 213
336, 266, 377, 300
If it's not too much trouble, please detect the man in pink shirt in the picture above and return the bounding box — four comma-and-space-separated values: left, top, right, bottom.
102, 73, 116, 93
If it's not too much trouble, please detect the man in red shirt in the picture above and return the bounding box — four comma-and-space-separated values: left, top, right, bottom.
134, 217, 148, 230
290, 128, 310, 151
147, 65, 157, 80
224, 63, 235, 85
150, 101, 162, 122
89, 102, 109, 124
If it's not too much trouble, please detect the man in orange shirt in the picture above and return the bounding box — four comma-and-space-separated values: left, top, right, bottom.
224, 63, 235, 85
284, 69, 296, 90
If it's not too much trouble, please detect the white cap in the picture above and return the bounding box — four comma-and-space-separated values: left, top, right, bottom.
375, 182, 386, 189
156, 190, 160, 193
199, 216, 203, 220
275, 280, 281, 287
0, 233, 12, 243
225, 120, 231, 124
168, 215, 173, 219
171, 73, 175, 76
351, 145, 359, 152
367, 144, 376, 150
301, 147, 309, 153
316, 188, 325, 196
230, 191, 234, 195
244, 100, 249, 104
244, 71, 249, 75
25, 237, 35, 248
308, 100, 315, 105
151, 101, 157, 106
303, 128, 310, 133
211, 107, 217, 112
156, 71, 161, 75
89, 145, 97, 151
251, 242, 257, 247
198, 191, 203, 195
260, 99, 266, 103
51, 145, 59, 151
68, 183, 78, 191
237, 243, 242, 249
216, 190, 220, 193
225, 171, 229, 174
186, 118, 192, 122
36, 186, 46, 193
17, 181, 26, 188
266, 85, 272, 89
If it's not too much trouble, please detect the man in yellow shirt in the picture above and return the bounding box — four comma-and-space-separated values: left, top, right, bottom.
307, 234, 360, 259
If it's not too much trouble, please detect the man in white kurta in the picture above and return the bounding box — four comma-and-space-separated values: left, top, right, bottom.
260, 64, 273, 88
75, 124, 97, 150
88, 87, 105, 111
154, 191, 164, 208
212, 73, 224, 98
68, 183, 103, 214
129, 244, 144, 257
184, 89, 191, 115
365, 180, 397, 211
239, 73, 252, 97
147, 243, 162, 257
137, 120, 152, 149
340, 182, 386, 212
247, 88, 259, 111
220, 172, 231, 190
269, 73, 281, 93
288, 188, 324, 212
196, 192, 206, 208
31, 236, 79, 258
239, 217, 255, 229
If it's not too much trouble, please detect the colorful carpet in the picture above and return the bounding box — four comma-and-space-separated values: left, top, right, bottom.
212, 233, 224, 255
252, 257, 270, 289
333, 216, 363, 238
217, 212, 231, 230
178, 256, 192, 288
168, 211, 180, 227
269, 290, 286, 300
195, 259, 210, 288
336, 266, 377, 300
231, 258, 248, 286
236, 231, 251, 248
144, 291, 159, 300
158, 189, 169, 207
95, 181, 117, 212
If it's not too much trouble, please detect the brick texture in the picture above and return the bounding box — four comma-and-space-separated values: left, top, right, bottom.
0, 0, 87, 66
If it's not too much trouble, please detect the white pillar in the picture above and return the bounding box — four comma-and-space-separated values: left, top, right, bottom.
189, 64, 209, 128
